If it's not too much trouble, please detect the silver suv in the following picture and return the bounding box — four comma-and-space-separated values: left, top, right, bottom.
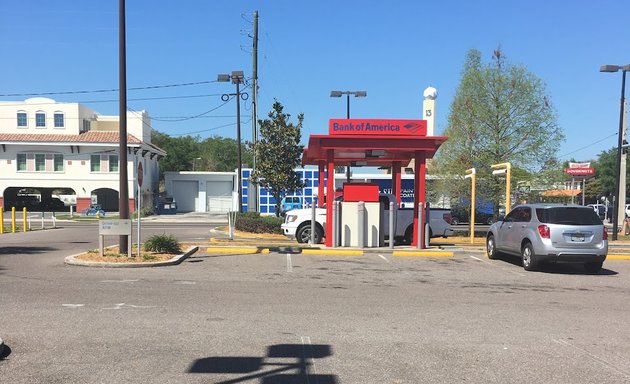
486, 204, 608, 273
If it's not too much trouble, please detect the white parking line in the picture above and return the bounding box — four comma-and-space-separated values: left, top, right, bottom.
301, 336, 317, 380
100, 279, 139, 283
286, 254, 293, 272
553, 338, 630, 378
102, 303, 156, 310
62, 304, 84, 308
378, 254, 391, 263
470, 255, 525, 276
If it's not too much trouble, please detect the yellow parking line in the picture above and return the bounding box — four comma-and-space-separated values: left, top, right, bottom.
392, 251, 454, 257
206, 247, 269, 254
607, 255, 630, 260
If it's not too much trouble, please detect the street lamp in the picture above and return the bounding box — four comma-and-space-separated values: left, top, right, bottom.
491, 162, 511, 214
330, 90, 367, 182
600, 64, 630, 240
218, 70, 247, 213
464, 168, 476, 244
192, 157, 201, 172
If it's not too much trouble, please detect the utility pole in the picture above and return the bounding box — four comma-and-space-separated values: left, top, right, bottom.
250, 10, 259, 212
118, 0, 129, 254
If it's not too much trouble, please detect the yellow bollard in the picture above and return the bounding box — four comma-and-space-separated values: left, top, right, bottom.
0, 206, 3, 234
11, 207, 16, 233
23, 207, 27, 232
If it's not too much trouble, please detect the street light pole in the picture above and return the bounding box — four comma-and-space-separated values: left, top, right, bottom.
218, 71, 247, 213
600, 64, 630, 240
465, 168, 476, 244
330, 90, 367, 182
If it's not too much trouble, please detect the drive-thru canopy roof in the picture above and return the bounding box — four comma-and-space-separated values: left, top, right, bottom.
302, 134, 447, 166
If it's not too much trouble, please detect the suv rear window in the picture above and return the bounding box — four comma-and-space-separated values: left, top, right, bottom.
536, 207, 602, 225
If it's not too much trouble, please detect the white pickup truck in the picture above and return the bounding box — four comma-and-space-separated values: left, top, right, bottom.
281, 194, 453, 245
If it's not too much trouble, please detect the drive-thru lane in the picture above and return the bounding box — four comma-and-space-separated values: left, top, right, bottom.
1, 223, 630, 383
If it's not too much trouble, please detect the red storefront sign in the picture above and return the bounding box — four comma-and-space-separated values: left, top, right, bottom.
564, 167, 594, 175
329, 119, 427, 136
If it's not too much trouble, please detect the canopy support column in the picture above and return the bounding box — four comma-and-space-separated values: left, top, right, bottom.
391, 161, 402, 206
325, 149, 335, 247
318, 162, 325, 207
412, 151, 427, 248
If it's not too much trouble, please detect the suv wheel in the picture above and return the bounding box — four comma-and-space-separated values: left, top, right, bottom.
451, 217, 459, 225
486, 235, 500, 259
521, 242, 538, 271
584, 261, 603, 274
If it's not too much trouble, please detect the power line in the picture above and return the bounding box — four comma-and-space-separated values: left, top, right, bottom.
558, 132, 618, 159
0, 93, 223, 107
0, 80, 218, 97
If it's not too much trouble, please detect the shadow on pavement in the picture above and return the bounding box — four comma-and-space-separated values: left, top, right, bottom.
0, 246, 57, 256
493, 254, 618, 275
188, 343, 338, 383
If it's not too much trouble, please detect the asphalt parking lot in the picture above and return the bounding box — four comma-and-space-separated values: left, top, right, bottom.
2, 220, 629, 384
2, 226, 630, 384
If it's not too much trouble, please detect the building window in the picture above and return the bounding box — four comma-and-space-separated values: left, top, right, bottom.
54, 112, 64, 128
91, 155, 101, 172
109, 155, 119, 172
17, 154, 27, 171
35, 154, 46, 171
35, 112, 46, 128
82, 119, 91, 132
54, 154, 64, 172
17, 112, 27, 128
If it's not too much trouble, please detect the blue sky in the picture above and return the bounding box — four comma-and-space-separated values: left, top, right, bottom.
0, 0, 627, 163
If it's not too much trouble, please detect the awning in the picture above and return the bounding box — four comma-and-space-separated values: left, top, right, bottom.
540, 189, 582, 197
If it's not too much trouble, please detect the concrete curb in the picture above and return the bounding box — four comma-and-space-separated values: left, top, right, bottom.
205, 245, 456, 257
64, 246, 198, 268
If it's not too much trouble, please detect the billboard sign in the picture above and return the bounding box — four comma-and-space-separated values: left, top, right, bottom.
329, 119, 427, 136
564, 167, 594, 176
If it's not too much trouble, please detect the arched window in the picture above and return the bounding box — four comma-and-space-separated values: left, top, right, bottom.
54, 111, 65, 128
35, 111, 46, 128
17, 111, 28, 128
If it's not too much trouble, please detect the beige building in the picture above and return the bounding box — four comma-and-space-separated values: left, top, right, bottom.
0, 98, 165, 213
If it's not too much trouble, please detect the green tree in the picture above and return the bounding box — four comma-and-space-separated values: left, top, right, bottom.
198, 136, 253, 172
151, 131, 201, 173
589, 147, 630, 204
250, 101, 305, 216
433, 48, 565, 213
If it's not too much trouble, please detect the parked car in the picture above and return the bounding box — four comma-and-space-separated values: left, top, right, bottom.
81, 204, 106, 216
587, 203, 613, 222
280, 196, 303, 214
39, 197, 66, 211
10, 195, 40, 210
450, 206, 495, 225
486, 203, 607, 273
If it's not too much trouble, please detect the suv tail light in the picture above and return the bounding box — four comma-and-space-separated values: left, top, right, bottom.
603, 225, 608, 241
443, 213, 451, 224
537, 224, 550, 239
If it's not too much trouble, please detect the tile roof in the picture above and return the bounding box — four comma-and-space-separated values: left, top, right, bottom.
0, 131, 142, 144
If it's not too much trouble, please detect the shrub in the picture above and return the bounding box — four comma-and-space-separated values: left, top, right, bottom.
140, 206, 156, 217
234, 212, 283, 234
143, 233, 181, 254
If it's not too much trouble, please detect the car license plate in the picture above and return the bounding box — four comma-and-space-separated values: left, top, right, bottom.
571, 234, 585, 242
